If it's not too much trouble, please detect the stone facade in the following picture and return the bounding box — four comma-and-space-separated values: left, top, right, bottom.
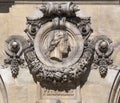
0, 1, 120, 103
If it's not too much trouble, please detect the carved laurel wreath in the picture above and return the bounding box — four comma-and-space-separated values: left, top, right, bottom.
24, 40, 94, 87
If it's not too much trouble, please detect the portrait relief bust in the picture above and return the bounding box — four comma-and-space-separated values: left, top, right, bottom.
47, 31, 71, 62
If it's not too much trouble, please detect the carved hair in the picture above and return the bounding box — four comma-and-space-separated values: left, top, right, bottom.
48, 31, 69, 62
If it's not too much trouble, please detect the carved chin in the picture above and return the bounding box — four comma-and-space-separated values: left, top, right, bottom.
49, 51, 69, 62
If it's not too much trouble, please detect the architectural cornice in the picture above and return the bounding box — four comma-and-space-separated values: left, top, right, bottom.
0, 0, 119, 5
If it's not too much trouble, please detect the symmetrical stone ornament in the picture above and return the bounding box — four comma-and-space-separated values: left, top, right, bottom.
4, 2, 114, 89
4, 35, 26, 78
93, 35, 114, 77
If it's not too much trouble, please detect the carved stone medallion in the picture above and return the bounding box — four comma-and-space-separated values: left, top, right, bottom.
23, 2, 94, 89
34, 21, 84, 68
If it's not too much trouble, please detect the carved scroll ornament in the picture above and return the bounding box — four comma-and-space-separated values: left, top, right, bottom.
4, 2, 114, 89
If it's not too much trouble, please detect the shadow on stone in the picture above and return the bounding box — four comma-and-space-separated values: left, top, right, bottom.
0, 3, 14, 13
39, 58, 93, 92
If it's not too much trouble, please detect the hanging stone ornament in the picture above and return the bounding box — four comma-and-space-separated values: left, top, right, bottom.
4, 35, 27, 78
93, 35, 114, 78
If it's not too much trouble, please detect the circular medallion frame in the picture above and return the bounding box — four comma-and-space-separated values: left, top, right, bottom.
34, 21, 84, 68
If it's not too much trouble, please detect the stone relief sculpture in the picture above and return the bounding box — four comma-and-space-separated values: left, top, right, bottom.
48, 31, 70, 62
4, 2, 114, 89
4, 2, 118, 97
93, 35, 114, 77
4, 35, 26, 78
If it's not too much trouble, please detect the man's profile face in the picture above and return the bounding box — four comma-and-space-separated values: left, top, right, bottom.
59, 33, 70, 57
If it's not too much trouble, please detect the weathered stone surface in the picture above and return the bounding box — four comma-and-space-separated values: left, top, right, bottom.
0, 3, 120, 103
